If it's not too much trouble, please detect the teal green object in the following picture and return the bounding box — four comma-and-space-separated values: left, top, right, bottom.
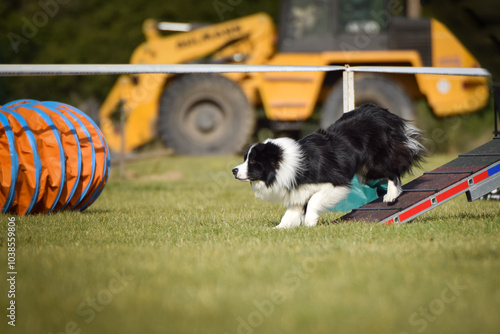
331, 176, 388, 213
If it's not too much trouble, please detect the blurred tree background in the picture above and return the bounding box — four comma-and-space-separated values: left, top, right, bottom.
0, 0, 280, 108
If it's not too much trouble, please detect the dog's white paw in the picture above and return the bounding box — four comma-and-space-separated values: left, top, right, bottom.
384, 179, 402, 203
383, 188, 402, 202
274, 206, 304, 229
273, 224, 292, 229
383, 193, 398, 203
274, 217, 303, 229
303, 217, 318, 227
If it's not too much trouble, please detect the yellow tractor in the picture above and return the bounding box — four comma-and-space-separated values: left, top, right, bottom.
99, 0, 489, 154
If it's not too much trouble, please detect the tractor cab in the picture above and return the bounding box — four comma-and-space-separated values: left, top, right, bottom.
278, 0, 430, 66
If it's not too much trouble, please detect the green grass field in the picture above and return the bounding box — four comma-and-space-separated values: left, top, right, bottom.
1, 154, 500, 334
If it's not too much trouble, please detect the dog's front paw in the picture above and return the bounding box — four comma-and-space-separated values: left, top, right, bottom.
273, 223, 293, 229
274, 207, 304, 229
274, 218, 302, 229
303, 217, 318, 227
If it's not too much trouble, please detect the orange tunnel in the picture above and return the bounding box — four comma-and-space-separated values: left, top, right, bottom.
0, 100, 110, 215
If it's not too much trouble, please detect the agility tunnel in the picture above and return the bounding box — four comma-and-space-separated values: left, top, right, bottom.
0, 100, 110, 215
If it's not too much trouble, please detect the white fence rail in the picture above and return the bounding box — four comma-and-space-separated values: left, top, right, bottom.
0, 63, 492, 114
0, 63, 490, 76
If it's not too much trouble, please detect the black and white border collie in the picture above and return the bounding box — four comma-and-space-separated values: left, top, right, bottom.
232, 104, 426, 229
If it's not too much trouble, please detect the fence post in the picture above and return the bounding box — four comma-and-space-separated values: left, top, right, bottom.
343, 65, 355, 113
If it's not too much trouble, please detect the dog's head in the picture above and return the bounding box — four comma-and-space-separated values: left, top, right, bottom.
232, 141, 283, 187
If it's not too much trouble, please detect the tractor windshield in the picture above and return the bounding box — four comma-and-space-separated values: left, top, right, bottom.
283, 0, 407, 39
280, 0, 406, 51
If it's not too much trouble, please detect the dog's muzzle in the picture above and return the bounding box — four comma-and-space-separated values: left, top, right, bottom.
232, 166, 250, 181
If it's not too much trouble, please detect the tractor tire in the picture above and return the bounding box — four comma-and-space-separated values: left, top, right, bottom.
158, 74, 255, 155
320, 74, 415, 128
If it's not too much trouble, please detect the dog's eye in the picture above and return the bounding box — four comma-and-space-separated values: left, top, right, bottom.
249, 159, 256, 165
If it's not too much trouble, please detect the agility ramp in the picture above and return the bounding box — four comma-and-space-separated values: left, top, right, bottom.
339, 137, 500, 225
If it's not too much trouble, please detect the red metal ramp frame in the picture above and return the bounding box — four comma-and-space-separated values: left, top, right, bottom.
339, 137, 500, 225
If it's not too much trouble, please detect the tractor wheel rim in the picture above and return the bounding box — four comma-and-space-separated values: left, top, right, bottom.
182, 99, 227, 143
192, 102, 222, 133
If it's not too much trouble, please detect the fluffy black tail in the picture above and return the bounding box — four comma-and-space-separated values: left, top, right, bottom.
403, 122, 427, 171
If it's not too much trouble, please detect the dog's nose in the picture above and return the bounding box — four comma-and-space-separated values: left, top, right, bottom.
232, 168, 238, 177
